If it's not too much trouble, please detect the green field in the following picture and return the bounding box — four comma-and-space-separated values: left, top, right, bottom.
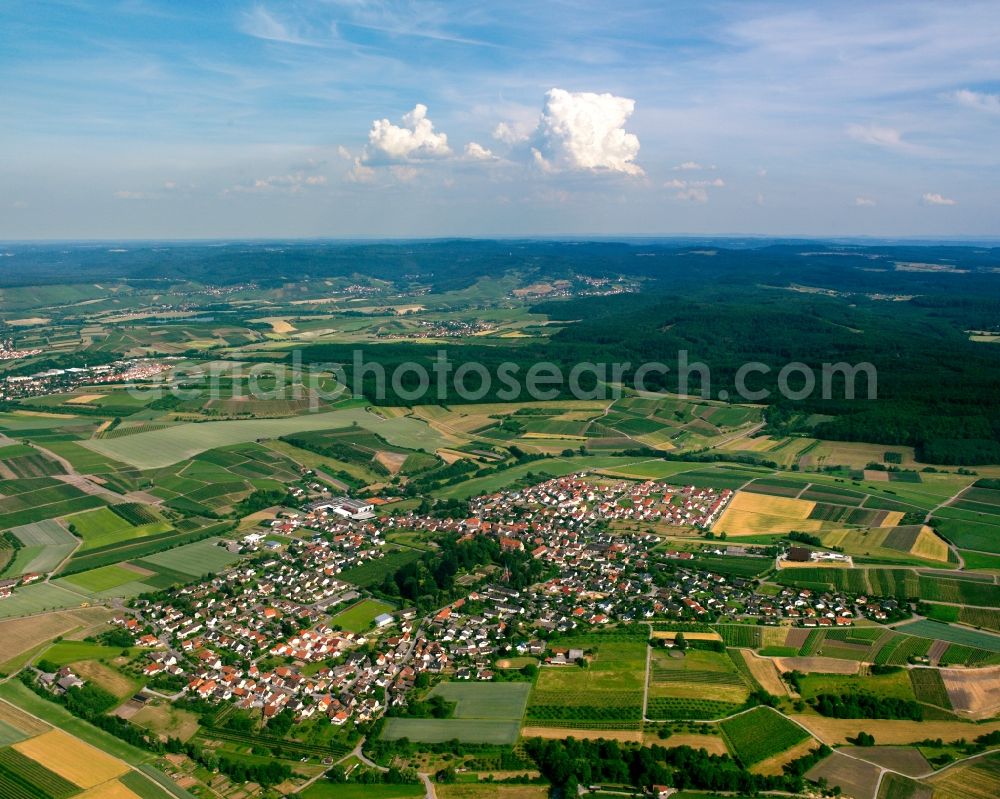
527, 638, 647, 727
429, 681, 532, 719
81, 407, 450, 469
331, 599, 394, 632
5, 520, 77, 575
0, 747, 79, 799
0, 583, 88, 620
40, 640, 135, 666
894, 620, 1000, 653
136, 537, 242, 577
797, 669, 917, 702
68, 506, 172, 551
382, 681, 530, 744
301, 784, 425, 799
59, 564, 147, 593
338, 548, 421, 586
720, 707, 811, 766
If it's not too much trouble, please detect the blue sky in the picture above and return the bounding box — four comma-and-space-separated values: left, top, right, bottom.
2, 0, 999, 238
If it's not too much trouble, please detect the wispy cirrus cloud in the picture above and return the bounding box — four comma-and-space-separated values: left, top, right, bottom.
952, 88, 1000, 113
922, 192, 956, 206
239, 5, 323, 47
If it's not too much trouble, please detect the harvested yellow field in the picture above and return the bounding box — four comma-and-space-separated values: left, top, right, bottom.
881, 510, 905, 527
941, 666, 1000, 719
435, 448, 467, 464
812, 441, 919, 469
720, 435, 783, 453
375, 450, 407, 473
437, 785, 549, 799
73, 660, 136, 699
78, 781, 143, 799
715, 491, 818, 535
736, 650, 788, 696
65, 394, 105, 405
651, 631, 722, 642
644, 732, 728, 754
0, 612, 84, 666
14, 729, 129, 788
909, 525, 950, 560
7, 317, 51, 326
259, 318, 296, 334
790, 716, 1000, 746
751, 737, 818, 776
0, 700, 50, 737
521, 432, 587, 440
521, 726, 642, 743
863, 469, 890, 482
928, 752, 1000, 799
774, 657, 860, 674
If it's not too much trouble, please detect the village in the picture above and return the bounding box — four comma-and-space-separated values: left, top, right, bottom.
0, 356, 171, 400
20, 472, 907, 735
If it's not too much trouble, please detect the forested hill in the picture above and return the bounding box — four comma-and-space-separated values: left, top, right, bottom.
5, 239, 1000, 463
3, 239, 1000, 296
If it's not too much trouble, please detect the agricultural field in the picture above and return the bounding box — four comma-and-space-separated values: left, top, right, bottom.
133, 537, 242, 577
894, 620, 1000, 653
940, 666, 1000, 718
0, 747, 79, 799
13, 729, 129, 788
719, 707, 812, 767
382, 682, 529, 744
4, 520, 78, 575
429, 681, 531, 719
927, 751, 1000, 799
805, 750, 883, 799
841, 745, 931, 778
797, 668, 917, 703
820, 525, 951, 565
337, 547, 422, 587
59, 564, 151, 594
301, 784, 425, 799
0, 583, 90, 621
909, 668, 952, 709
330, 598, 394, 632
67, 506, 171, 552
0, 608, 115, 674
646, 648, 751, 719
714, 491, 820, 535
790, 714, 1000, 746
878, 773, 932, 799
527, 637, 647, 728
81, 407, 452, 469
0, 479, 106, 532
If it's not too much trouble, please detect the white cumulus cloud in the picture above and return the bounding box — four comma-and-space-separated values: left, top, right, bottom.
672, 161, 715, 171
366, 104, 451, 162
532, 88, 642, 176
493, 121, 531, 145
922, 192, 956, 206
464, 142, 497, 161
854, 196, 876, 206
953, 88, 1000, 114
